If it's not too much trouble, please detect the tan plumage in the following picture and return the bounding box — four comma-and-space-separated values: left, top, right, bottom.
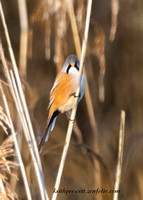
38, 55, 85, 152
48, 72, 78, 118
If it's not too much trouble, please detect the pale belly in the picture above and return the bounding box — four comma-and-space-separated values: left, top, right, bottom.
58, 95, 76, 113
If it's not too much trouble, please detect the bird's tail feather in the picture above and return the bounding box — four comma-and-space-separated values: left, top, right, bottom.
38, 110, 59, 152
38, 125, 50, 153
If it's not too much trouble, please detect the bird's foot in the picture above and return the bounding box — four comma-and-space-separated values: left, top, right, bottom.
69, 118, 76, 123
66, 111, 76, 122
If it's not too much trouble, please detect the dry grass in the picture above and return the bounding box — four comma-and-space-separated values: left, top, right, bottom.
0, 133, 18, 200
0, 1, 48, 198
0, 106, 10, 135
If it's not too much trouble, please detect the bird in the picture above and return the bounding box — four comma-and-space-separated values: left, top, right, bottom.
38, 55, 85, 152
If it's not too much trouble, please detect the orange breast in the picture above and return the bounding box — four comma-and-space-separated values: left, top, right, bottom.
48, 72, 77, 121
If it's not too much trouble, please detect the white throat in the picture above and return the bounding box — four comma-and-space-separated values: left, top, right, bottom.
68, 67, 79, 76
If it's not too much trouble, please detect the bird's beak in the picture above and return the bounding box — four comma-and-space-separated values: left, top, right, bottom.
71, 64, 74, 67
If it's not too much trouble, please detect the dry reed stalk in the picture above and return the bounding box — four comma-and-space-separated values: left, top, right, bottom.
73, 121, 83, 144
0, 106, 10, 135
110, 0, 119, 41
10, 69, 48, 197
76, 0, 85, 32
17, 0, 28, 77
0, 3, 49, 199
67, 0, 98, 133
31, 0, 68, 67
0, 83, 32, 200
28, 28, 33, 59
94, 24, 106, 102
0, 42, 48, 199
43, 0, 51, 61
45, 19, 51, 60
136, 170, 143, 199
67, 2, 103, 199
113, 110, 125, 200
0, 106, 11, 174
0, 134, 18, 200
31, 0, 51, 23
53, 0, 67, 72
52, 1, 93, 200
31, 0, 52, 60
0, 177, 6, 198
67, 0, 81, 58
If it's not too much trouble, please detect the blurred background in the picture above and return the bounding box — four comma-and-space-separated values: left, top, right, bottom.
0, 0, 143, 199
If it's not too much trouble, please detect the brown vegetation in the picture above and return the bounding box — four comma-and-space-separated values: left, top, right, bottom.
0, 0, 143, 200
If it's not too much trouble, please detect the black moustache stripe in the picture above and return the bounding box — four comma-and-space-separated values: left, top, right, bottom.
66, 64, 71, 74
75, 63, 79, 71
66, 63, 79, 74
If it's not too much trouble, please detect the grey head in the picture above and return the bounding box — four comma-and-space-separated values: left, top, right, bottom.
62, 55, 80, 74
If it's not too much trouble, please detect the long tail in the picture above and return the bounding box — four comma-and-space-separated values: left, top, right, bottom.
38, 110, 59, 152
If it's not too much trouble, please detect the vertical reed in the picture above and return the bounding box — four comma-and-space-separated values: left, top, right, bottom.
113, 110, 125, 200
52, 1, 93, 200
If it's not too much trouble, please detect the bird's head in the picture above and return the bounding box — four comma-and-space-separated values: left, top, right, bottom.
62, 55, 80, 74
